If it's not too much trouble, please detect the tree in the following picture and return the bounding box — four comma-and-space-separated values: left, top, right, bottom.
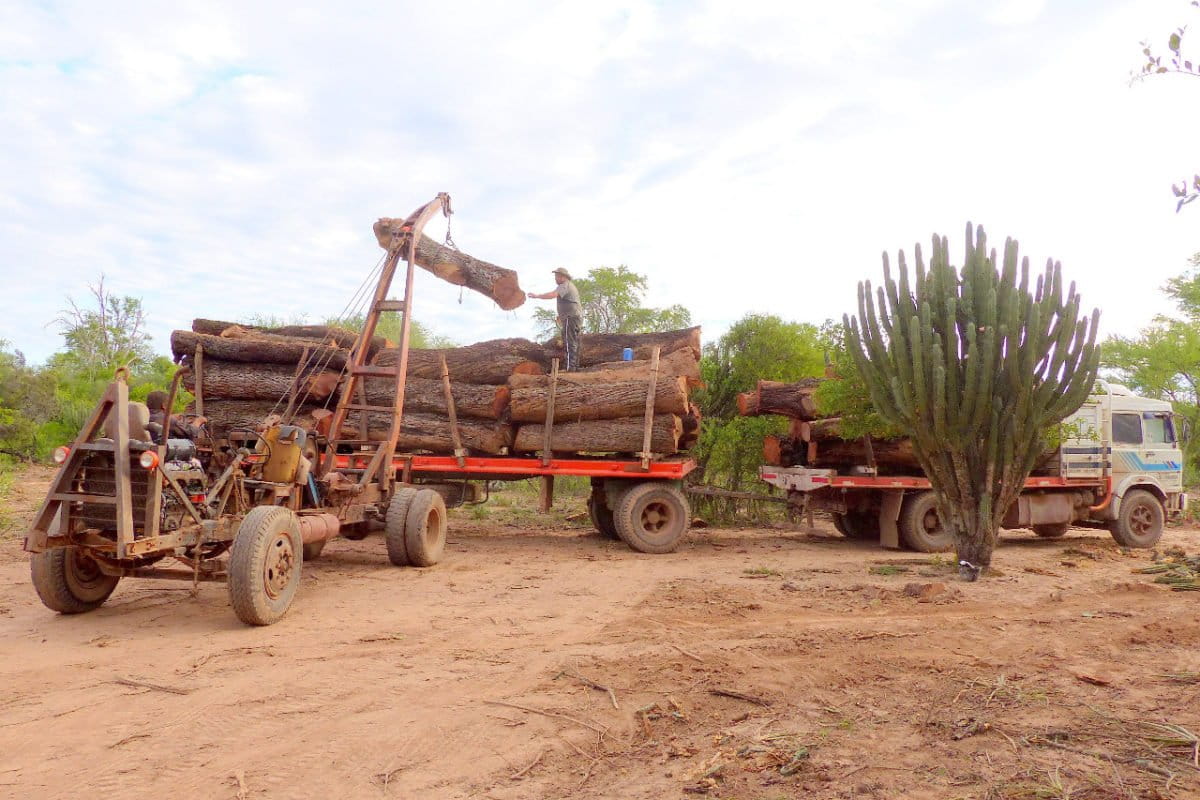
1132, 0, 1199, 211
0, 342, 58, 460
693, 314, 825, 517
1103, 252, 1200, 478
53, 276, 154, 379
813, 320, 903, 440
846, 225, 1099, 580
532, 266, 691, 339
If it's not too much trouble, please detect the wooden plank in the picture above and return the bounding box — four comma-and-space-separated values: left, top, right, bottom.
49, 493, 117, 504
639, 346, 662, 469
439, 354, 466, 468
880, 491, 903, 549
539, 474, 555, 513
194, 344, 205, 417
541, 358, 559, 468
112, 380, 135, 559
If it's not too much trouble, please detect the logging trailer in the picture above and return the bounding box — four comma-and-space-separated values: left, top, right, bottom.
24, 193, 695, 626
760, 383, 1185, 552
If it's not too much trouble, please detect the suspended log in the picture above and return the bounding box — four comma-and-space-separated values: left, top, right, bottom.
508, 377, 688, 423
574, 327, 702, 367
737, 378, 823, 419
172, 331, 350, 370
182, 359, 340, 402
508, 348, 701, 390
344, 411, 512, 454
191, 319, 384, 355
363, 377, 510, 420
195, 399, 321, 439
373, 218, 526, 310
513, 415, 682, 455
373, 339, 545, 384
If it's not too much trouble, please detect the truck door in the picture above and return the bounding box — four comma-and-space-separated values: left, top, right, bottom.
1111, 411, 1184, 495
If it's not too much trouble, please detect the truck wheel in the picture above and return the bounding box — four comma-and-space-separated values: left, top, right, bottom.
614, 482, 690, 554
898, 491, 953, 553
385, 487, 419, 566
30, 548, 120, 614
228, 506, 302, 626
1109, 489, 1164, 548
404, 489, 447, 567
1032, 523, 1070, 538
302, 541, 326, 561
834, 512, 879, 540
587, 490, 620, 540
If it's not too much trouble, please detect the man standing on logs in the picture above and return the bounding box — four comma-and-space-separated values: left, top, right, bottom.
528, 267, 583, 371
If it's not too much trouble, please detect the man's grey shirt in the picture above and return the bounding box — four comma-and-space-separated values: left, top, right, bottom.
556, 280, 582, 319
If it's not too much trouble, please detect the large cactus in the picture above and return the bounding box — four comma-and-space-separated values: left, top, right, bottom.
845, 224, 1100, 579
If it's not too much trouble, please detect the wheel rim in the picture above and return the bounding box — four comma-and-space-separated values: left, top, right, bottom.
263, 531, 296, 600
1130, 503, 1155, 537
423, 506, 444, 548
922, 509, 941, 536
640, 500, 674, 534
65, 549, 113, 599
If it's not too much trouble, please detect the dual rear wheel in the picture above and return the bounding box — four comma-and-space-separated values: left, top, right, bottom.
587, 482, 691, 554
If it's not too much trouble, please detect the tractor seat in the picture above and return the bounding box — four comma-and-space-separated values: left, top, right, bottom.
103, 401, 152, 443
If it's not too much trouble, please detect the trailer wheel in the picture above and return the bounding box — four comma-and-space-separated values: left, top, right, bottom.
385, 487, 419, 566
614, 482, 690, 554
587, 490, 621, 540
302, 541, 326, 561
1032, 523, 1070, 538
30, 547, 120, 614
899, 491, 953, 553
833, 512, 879, 540
404, 489, 447, 567
228, 506, 302, 626
1109, 490, 1164, 548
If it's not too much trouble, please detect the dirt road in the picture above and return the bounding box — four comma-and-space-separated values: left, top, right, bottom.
1, 468, 1198, 799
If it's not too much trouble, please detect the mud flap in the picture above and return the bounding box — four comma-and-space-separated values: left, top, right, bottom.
879, 491, 903, 549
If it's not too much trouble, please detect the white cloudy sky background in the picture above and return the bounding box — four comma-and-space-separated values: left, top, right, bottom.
1, 0, 1197, 363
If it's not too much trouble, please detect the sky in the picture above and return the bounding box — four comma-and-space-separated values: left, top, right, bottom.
1, 0, 1198, 364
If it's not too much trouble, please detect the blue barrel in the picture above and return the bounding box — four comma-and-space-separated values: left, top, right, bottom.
622, 347, 634, 361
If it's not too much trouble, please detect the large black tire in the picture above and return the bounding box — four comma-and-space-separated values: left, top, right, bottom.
302, 541, 326, 561
834, 511, 879, 540
385, 487, 419, 566
587, 490, 621, 540
30, 547, 120, 614
404, 489, 447, 567
228, 506, 302, 626
1109, 489, 1165, 548
614, 482, 690, 554
898, 491, 953, 553
1032, 522, 1070, 538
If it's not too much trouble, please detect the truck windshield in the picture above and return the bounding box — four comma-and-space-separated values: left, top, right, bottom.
1142, 412, 1176, 445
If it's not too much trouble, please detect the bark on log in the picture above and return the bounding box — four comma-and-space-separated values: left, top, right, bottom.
195, 400, 320, 439
344, 411, 512, 454
172, 331, 351, 370
373, 219, 526, 310
373, 339, 545, 384
574, 327, 702, 367
513, 415, 682, 455
363, 377, 510, 420
737, 379, 822, 419
191, 319, 384, 355
182, 359, 340, 402
508, 348, 701, 390
508, 377, 688, 423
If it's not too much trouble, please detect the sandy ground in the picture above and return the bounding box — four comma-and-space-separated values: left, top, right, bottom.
1, 464, 1199, 800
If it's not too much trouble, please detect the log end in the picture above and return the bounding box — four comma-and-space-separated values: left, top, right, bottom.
492, 274, 527, 311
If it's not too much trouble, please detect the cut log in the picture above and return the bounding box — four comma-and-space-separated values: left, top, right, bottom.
344, 411, 512, 454
182, 359, 340, 402
373, 218, 526, 310
737, 379, 822, 419
508, 348, 701, 390
508, 377, 688, 423
373, 339, 545, 384
807, 417, 843, 441
574, 327, 702, 367
363, 378, 510, 420
172, 331, 350, 370
513, 415, 682, 455
190, 319, 384, 355
811, 438, 921, 472
195, 399, 320, 439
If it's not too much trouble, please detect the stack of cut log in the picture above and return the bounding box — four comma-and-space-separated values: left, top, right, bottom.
171, 320, 703, 458
739, 379, 921, 474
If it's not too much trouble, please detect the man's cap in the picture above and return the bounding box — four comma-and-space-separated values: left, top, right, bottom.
552, 267, 571, 278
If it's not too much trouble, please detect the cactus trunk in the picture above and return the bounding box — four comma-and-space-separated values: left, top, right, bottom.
846, 224, 1099, 577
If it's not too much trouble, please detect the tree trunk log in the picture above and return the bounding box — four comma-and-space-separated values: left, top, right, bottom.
344, 411, 512, 454
172, 330, 350, 370
191, 319, 384, 355
194, 399, 321, 439
574, 327, 702, 367
508, 377, 688, 423
810, 438, 920, 472
508, 348, 701, 389
182, 359, 340, 401
363, 378, 510, 420
513, 415, 681, 455
373, 219, 526, 310
373, 339, 545, 384
737, 379, 822, 419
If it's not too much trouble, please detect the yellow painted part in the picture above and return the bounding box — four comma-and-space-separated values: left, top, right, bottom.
261, 426, 302, 483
